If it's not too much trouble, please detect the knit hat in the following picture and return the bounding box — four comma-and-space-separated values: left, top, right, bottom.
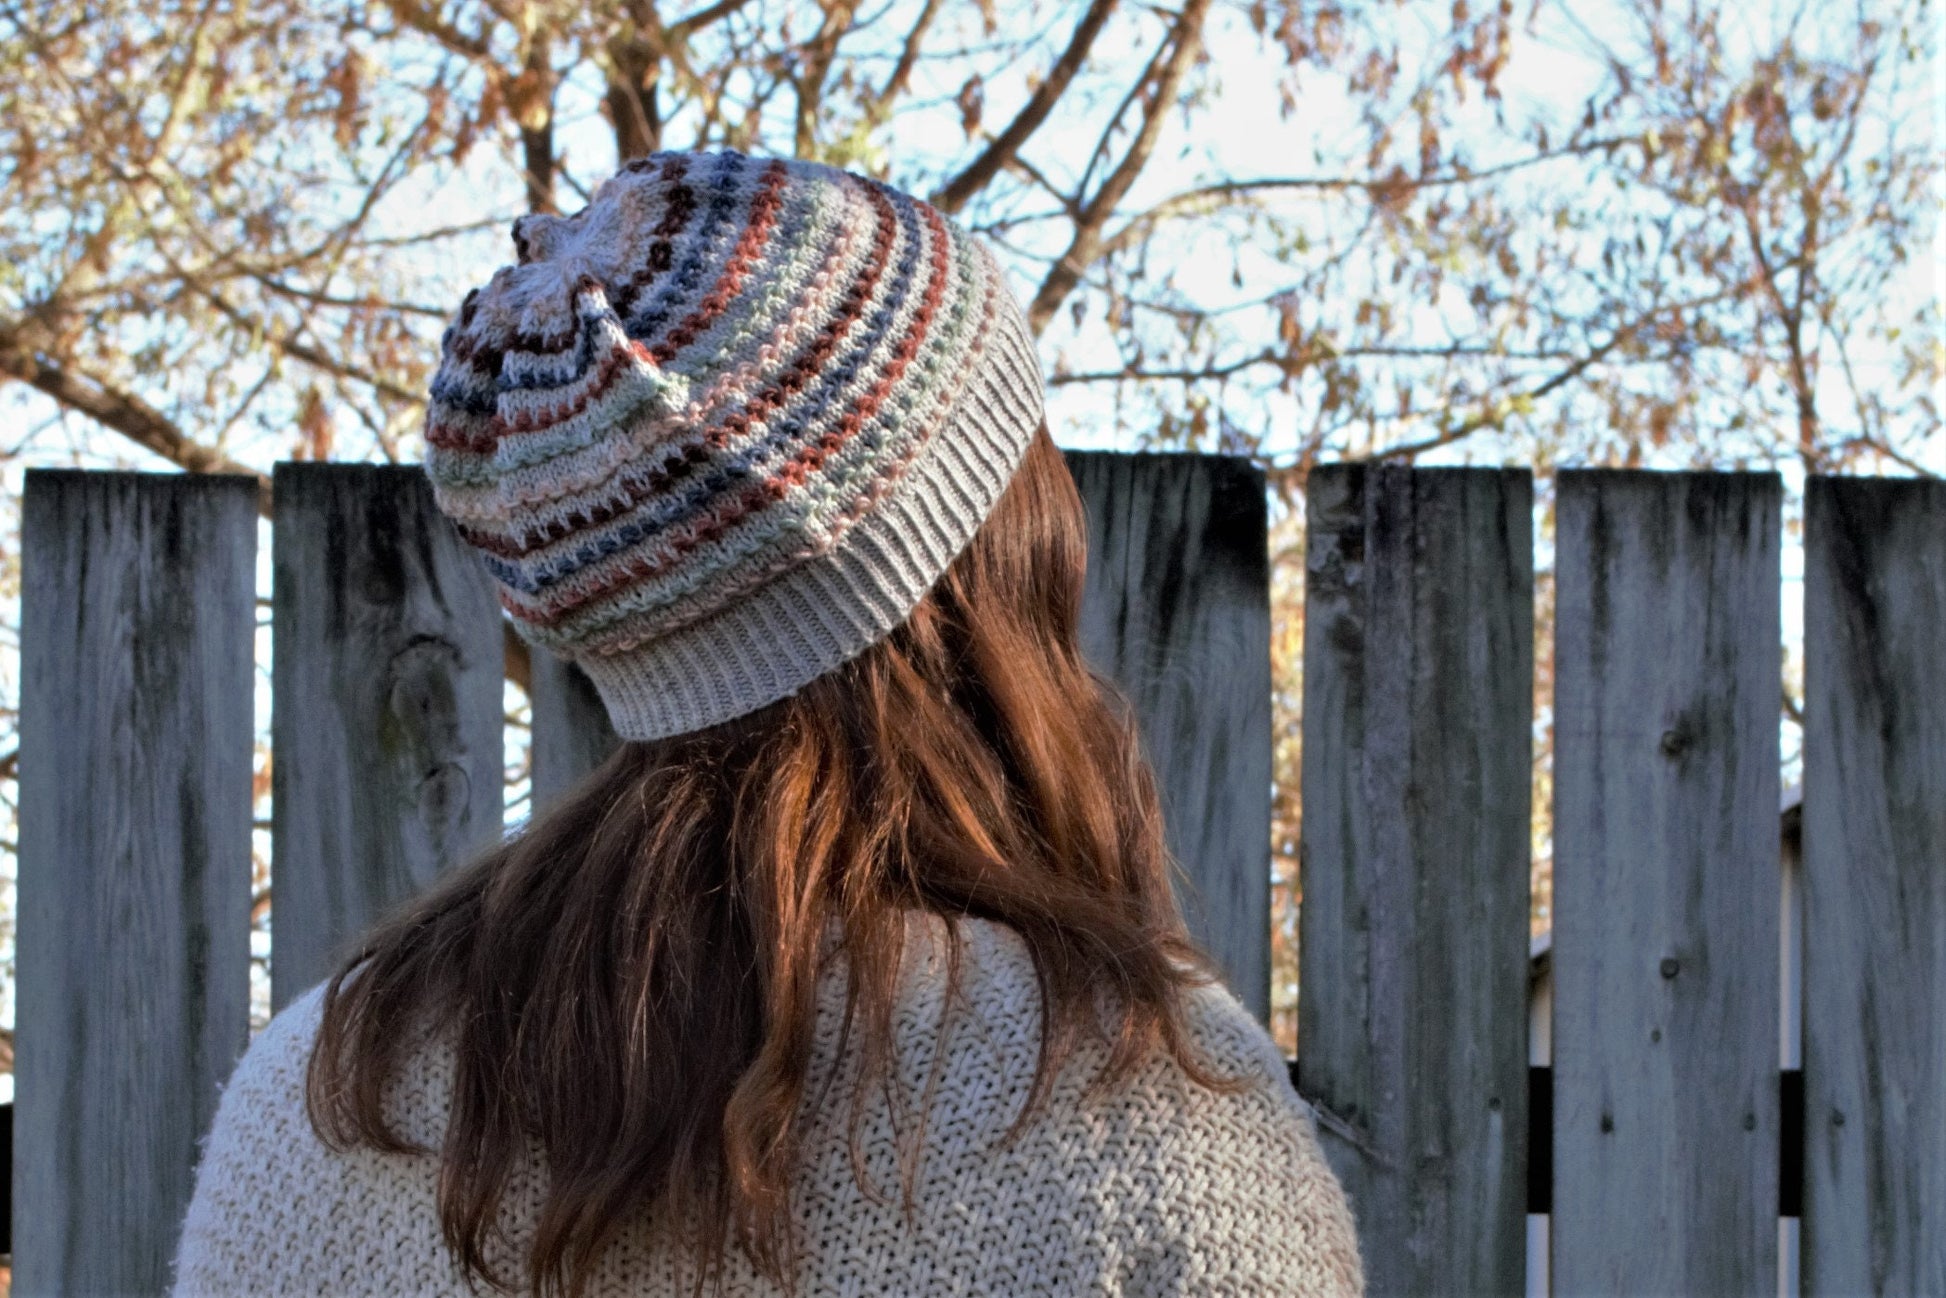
422, 150, 1046, 741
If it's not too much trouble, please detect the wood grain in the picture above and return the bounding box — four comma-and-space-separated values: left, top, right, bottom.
16, 471, 257, 1295
1298, 464, 1534, 1295
270, 464, 505, 1009
1802, 476, 1945, 1296
1551, 469, 1781, 1295
1063, 450, 1273, 1024
528, 652, 619, 813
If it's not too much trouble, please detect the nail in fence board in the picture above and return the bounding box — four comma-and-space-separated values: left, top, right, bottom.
1298, 465, 1534, 1294
17, 471, 257, 1295
271, 464, 505, 1010
1552, 470, 1781, 1294
1802, 477, 1945, 1295
1064, 450, 1273, 1024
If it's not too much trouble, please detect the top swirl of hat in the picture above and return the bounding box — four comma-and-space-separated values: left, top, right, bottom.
421, 149, 1046, 740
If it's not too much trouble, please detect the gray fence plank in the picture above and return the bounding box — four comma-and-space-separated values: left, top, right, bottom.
528, 653, 619, 812
1802, 477, 1946, 1296
16, 471, 257, 1296
1552, 469, 1781, 1295
270, 464, 505, 1010
1298, 465, 1534, 1295
1064, 450, 1272, 1024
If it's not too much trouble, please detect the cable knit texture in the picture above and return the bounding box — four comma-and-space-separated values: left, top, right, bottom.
172, 913, 1364, 1296
422, 150, 1045, 741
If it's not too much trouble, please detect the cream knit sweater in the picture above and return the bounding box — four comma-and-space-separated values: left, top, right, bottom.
171, 913, 1364, 1296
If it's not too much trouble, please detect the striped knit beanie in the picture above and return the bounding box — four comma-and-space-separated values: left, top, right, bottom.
422, 150, 1045, 741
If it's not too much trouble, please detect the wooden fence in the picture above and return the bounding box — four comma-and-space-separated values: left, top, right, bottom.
9, 457, 1942, 1295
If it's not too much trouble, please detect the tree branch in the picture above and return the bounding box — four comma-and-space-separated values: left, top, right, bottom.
381, 0, 491, 59
1098, 137, 1639, 257
1372, 329, 1638, 460
864, 0, 945, 122
195, 288, 422, 404
1845, 430, 1942, 479
252, 277, 449, 319
1734, 193, 1817, 466
518, 35, 559, 213
1047, 342, 1592, 386
794, 1, 858, 158
1024, 0, 1210, 335
0, 327, 271, 512
606, 39, 664, 160
668, 0, 753, 41
930, 0, 1119, 214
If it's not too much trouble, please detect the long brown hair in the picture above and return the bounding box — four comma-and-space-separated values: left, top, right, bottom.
305, 424, 1245, 1297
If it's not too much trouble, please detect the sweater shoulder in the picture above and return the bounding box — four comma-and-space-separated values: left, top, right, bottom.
170, 979, 464, 1296
170, 984, 331, 1294
202, 979, 333, 1144
924, 912, 1299, 1099
922, 914, 1366, 1296
1134, 985, 1366, 1295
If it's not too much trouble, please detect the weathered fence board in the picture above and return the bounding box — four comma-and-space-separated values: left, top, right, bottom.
528, 654, 619, 809
1065, 449, 1273, 1023
30, 452, 1946, 1293
1552, 470, 1781, 1295
16, 471, 257, 1295
270, 464, 505, 1009
1802, 476, 1946, 1295
1299, 465, 1534, 1295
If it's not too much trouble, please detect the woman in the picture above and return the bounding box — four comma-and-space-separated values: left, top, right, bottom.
172, 150, 1363, 1297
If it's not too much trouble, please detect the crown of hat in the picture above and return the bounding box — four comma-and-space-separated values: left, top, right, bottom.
421, 149, 1046, 740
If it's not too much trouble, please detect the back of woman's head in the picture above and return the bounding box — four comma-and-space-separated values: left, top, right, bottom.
305, 423, 1240, 1298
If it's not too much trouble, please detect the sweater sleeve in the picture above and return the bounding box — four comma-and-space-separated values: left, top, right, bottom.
1117, 988, 1366, 1298
169, 982, 473, 1297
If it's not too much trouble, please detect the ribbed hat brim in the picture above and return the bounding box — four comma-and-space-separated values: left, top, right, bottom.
576, 297, 1042, 741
